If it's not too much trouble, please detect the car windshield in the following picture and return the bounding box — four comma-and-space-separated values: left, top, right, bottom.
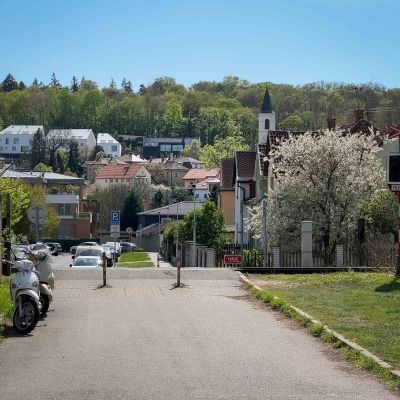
76, 248, 103, 257
73, 257, 99, 267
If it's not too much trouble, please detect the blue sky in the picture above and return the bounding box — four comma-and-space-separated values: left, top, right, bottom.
1, 0, 399, 89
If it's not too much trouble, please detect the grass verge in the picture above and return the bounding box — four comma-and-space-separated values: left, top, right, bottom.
118, 261, 154, 268
119, 252, 151, 263
0, 276, 13, 341
244, 274, 400, 389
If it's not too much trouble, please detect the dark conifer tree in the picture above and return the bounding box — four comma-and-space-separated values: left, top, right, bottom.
50, 72, 61, 89
70, 76, 79, 92
32, 78, 39, 87
30, 128, 47, 168
67, 141, 81, 175
121, 190, 143, 230
1, 73, 18, 92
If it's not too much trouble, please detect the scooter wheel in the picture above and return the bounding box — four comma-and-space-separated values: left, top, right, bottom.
13, 299, 39, 334
39, 294, 50, 316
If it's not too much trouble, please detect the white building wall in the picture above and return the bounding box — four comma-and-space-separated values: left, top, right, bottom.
258, 112, 276, 144
0, 125, 43, 155
97, 133, 122, 158
234, 181, 251, 245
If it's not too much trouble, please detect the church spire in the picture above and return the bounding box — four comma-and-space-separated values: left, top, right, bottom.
260, 87, 273, 113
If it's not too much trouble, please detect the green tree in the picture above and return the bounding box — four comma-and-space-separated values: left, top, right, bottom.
30, 128, 47, 168
33, 162, 53, 172
183, 200, 227, 248
50, 72, 61, 89
161, 101, 185, 137
67, 141, 82, 175
0, 178, 30, 227
120, 190, 143, 230
362, 190, 397, 237
1, 73, 18, 92
89, 145, 106, 161
200, 135, 249, 168
70, 76, 79, 92
180, 139, 202, 159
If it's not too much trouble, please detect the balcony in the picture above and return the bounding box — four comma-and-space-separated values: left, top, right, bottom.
58, 212, 92, 222
46, 194, 79, 204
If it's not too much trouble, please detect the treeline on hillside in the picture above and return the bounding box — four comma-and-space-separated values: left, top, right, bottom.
1, 73, 400, 147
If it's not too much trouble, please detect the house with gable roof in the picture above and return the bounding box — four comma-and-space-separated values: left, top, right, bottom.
48, 128, 96, 149
96, 133, 121, 158
94, 163, 151, 188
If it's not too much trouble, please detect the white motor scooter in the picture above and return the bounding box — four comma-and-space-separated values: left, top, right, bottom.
29, 249, 55, 317
9, 259, 41, 334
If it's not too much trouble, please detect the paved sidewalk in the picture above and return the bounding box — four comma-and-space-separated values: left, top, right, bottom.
148, 252, 175, 269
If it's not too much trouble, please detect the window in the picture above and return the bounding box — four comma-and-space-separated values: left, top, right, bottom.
21, 146, 29, 153
58, 204, 71, 216
12, 146, 16, 151
5, 138, 9, 144
265, 119, 270, 130
172, 144, 183, 151
160, 144, 171, 152
111, 145, 118, 152
13, 138, 19, 144
110, 179, 114, 183
0, 146, 3, 152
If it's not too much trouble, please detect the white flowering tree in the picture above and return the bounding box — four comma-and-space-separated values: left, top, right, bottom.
247, 129, 386, 258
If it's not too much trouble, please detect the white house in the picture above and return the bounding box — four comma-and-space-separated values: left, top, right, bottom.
96, 133, 121, 158
48, 129, 96, 149
0, 125, 44, 158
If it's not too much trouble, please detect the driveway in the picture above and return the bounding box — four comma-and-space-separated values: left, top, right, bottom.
0, 267, 398, 400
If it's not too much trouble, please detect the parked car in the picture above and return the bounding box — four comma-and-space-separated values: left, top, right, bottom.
70, 256, 102, 268
119, 242, 136, 253
70, 241, 99, 254
73, 245, 112, 267
102, 242, 121, 261
45, 242, 62, 252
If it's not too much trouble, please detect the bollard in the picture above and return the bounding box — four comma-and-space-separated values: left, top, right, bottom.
102, 252, 107, 287
157, 254, 160, 268
176, 255, 181, 287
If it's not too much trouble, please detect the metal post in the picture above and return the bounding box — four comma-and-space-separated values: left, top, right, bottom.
158, 211, 161, 254
102, 252, 107, 286
176, 202, 180, 287
35, 206, 40, 243
0, 194, 2, 282
113, 237, 117, 268
397, 192, 400, 276
262, 198, 267, 268
193, 200, 196, 267
4, 194, 11, 274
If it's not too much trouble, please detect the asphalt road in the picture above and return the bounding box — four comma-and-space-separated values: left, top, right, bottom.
0, 257, 398, 400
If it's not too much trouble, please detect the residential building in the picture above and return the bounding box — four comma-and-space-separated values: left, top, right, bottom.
161, 159, 189, 186
0, 125, 43, 159
83, 158, 128, 183
218, 158, 235, 238
117, 153, 146, 163
96, 133, 122, 158
3, 170, 93, 239
94, 164, 151, 188
143, 137, 197, 159
137, 201, 203, 229
174, 156, 204, 169
233, 151, 257, 245
193, 177, 220, 201
48, 129, 96, 149
182, 168, 220, 188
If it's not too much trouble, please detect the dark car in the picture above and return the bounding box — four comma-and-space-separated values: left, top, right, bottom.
46, 242, 63, 252
119, 242, 136, 253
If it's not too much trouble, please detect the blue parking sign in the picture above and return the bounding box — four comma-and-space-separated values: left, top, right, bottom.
111, 210, 120, 224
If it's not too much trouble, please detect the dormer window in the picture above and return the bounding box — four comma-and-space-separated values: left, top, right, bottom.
265, 119, 270, 130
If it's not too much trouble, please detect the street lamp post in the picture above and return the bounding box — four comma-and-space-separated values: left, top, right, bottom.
158, 211, 161, 255
175, 202, 180, 287
193, 199, 196, 268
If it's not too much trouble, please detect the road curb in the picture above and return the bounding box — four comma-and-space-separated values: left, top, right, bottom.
237, 271, 400, 380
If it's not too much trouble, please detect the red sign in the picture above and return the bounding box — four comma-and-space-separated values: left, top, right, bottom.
224, 255, 242, 264
126, 227, 134, 234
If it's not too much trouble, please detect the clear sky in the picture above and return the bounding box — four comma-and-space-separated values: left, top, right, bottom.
1, 0, 399, 89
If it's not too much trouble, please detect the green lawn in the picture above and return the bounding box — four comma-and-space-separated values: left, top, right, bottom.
0, 276, 13, 338
249, 272, 400, 369
118, 252, 154, 268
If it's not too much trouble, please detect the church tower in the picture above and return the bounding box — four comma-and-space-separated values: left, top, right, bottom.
258, 87, 275, 143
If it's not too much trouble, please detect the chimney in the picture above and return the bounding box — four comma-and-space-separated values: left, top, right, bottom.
353, 109, 365, 122
327, 115, 336, 130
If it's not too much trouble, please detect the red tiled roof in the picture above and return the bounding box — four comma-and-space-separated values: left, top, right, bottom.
95, 164, 142, 179
235, 151, 256, 180
220, 158, 234, 190
183, 168, 219, 181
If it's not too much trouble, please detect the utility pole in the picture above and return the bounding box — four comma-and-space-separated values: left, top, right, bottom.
193, 199, 196, 267
176, 202, 180, 287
